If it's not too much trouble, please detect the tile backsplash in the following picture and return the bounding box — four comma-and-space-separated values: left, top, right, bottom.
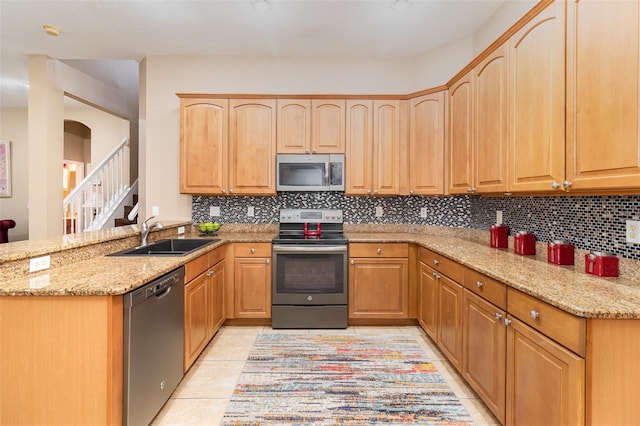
192, 193, 640, 261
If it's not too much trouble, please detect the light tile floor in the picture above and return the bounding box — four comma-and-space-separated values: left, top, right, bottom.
152, 326, 500, 425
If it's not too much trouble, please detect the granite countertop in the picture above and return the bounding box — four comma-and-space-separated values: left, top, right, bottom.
2, 227, 640, 319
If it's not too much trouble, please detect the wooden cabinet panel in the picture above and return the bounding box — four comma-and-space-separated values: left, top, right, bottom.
409, 91, 447, 195
234, 242, 272, 257
463, 290, 506, 424
277, 99, 312, 154
508, 1, 565, 192
463, 267, 507, 310
349, 242, 408, 258
184, 273, 208, 370
234, 257, 272, 318
475, 44, 508, 193
418, 261, 439, 341
448, 71, 475, 194
373, 100, 401, 195
208, 260, 225, 334
229, 99, 276, 195
506, 316, 585, 426
346, 100, 373, 195
566, 0, 640, 190
438, 274, 464, 372
418, 247, 463, 283
180, 99, 228, 195
312, 99, 346, 153
349, 258, 409, 319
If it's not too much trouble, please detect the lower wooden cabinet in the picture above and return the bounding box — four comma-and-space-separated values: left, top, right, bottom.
348, 243, 409, 319
505, 316, 585, 426
233, 243, 272, 318
437, 274, 464, 372
418, 260, 438, 340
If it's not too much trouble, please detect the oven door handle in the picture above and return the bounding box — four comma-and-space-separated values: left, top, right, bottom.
272, 244, 347, 254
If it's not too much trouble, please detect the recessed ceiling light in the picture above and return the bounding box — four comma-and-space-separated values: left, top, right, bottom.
251, 0, 272, 11
390, 0, 412, 11
43, 25, 60, 36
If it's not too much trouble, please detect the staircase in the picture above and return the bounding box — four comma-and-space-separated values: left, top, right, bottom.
115, 194, 138, 226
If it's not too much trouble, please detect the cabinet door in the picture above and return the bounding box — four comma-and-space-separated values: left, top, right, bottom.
208, 261, 225, 336
184, 273, 209, 371
438, 274, 464, 372
463, 290, 506, 424
509, 1, 565, 192
475, 44, 508, 193
373, 100, 401, 195
566, 0, 640, 190
506, 316, 585, 426
312, 99, 346, 153
409, 91, 446, 195
229, 99, 276, 195
277, 99, 312, 154
345, 100, 373, 195
180, 98, 228, 195
234, 257, 272, 318
348, 258, 409, 319
418, 262, 439, 340
448, 72, 475, 194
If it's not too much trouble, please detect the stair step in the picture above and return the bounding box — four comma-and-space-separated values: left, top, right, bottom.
115, 218, 137, 227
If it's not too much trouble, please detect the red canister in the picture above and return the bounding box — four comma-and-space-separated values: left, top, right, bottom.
585, 251, 619, 277
514, 231, 536, 255
547, 240, 575, 265
490, 224, 508, 248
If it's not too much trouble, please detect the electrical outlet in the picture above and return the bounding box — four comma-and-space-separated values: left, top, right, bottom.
29, 274, 50, 289
152, 206, 159, 216
29, 255, 51, 272
177, 226, 185, 235
626, 220, 640, 243
496, 210, 503, 224
375, 206, 383, 217
210, 206, 220, 216
420, 207, 428, 219
247, 206, 255, 217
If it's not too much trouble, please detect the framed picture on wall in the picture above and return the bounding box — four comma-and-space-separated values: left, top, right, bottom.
0, 140, 11, 197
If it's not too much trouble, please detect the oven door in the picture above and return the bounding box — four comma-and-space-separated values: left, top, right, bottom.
272, 244, 348, 305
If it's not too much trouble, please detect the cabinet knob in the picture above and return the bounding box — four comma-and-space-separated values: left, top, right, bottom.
551, 181, 560, 189
433, 259, 439, 266
367, 189, 372, 194
207, 271, 214, 277
229, 188, 234, 193
476, 281, 483, 288
266, 259, 270, 264
312, 149, 317, 154
467, 187, 477, 193
409, 190, 414, 195
495, 312, 503, 320
563, 180, 572, 189
504, 318, 512, 326
432, 272, 441, 279
350, 259, 355, 265
376, 248, 382, 254
250, 248, 255, 254
529, 309, 539, 319
222, 188, 226, 193
373, 189, 378, 194
305, 149, 310, 154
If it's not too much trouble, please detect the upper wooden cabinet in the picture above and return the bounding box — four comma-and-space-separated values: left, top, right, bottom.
409, 91, 447, 195
508, 1, 566, 192
277, 99, 312, 153
448, 72, 475, 195
345, 100, 402, 195
180, 98, 228, 195
311, 99, 346, 153
565, 0, 640, 190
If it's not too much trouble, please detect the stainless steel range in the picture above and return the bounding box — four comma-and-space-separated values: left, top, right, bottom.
272, 208, 348, 329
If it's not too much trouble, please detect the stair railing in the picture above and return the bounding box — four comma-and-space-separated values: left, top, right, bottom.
63, 137, 130, 234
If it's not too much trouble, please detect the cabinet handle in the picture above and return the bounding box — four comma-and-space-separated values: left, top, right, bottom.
551, 181, 560, 190
367, 189, 372, 194
222, 188, 226, 193
467, 187, 477, 193
433, 259, 439, 266
229, 188, 234, 193
312, 149, 317, 154
305, 149, 310, 154
250, 248, 255, 254
409, 190, 414, 195
266, 259, 270, 264
350, 259, 355, 265
504, 318, 512, 326
476, 281, 483, 288
495, 313, 503, 320
432, 272, 440, 279
530, 309, 539, 319
563, 180, 572, 189
207, 271, 214, 277
376, 248, 382, 254
373, 189, 378, 194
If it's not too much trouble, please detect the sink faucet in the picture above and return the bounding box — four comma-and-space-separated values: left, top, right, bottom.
140, 216, 164, 247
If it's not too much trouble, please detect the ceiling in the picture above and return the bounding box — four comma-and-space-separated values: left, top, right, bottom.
0, 0, 506, 108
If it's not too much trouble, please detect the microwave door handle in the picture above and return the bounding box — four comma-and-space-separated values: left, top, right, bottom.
325, 161, 330, 187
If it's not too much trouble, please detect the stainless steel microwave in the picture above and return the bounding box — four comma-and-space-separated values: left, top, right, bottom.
276, 154, 345, 191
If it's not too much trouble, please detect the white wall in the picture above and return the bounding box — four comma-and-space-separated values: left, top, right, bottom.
0, 108, 29, 241
474, 0, 538, 55
410, 36, 475, 89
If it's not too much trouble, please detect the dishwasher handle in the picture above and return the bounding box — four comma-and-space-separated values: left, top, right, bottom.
154, 285, 172, 300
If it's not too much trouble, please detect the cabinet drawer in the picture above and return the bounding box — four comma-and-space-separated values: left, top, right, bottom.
507, 288, 586, 357
185, 253, 209, 282
234, 243, 271, 257
418, 247, 463, 282
208, 245, 226, 266
349, 243, 408, 258
463, 268, 507, 310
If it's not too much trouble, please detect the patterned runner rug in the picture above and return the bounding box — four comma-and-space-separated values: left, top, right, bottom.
221, 332, 475, 425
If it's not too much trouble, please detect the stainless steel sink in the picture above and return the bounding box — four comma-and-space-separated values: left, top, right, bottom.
108, 238, 220, 257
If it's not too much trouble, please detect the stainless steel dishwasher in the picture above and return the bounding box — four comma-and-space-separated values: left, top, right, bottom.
123, 266, 185, 426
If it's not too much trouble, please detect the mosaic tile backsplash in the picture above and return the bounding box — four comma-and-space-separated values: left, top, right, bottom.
192, 193, 640, 260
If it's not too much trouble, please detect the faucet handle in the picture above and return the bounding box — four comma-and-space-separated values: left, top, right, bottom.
143, 215, 157, 229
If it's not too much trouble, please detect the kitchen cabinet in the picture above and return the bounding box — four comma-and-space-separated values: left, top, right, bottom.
409, 91, 447, 195
277, 99, 345, 154
179, 97, 276, 195
448, 71, 475, 195
233, 243, 272, 319
418, 260, 438, 340
437, 274, 464, 372
180, 98, 228, 195
348, 243, 409, 318
345, 100, 402, 195
508, 0, 565, 192
565, 0, 640, 190
184, 247, 226, 371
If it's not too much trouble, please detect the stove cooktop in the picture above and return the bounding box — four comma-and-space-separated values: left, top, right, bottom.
274, 208, 346, 244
